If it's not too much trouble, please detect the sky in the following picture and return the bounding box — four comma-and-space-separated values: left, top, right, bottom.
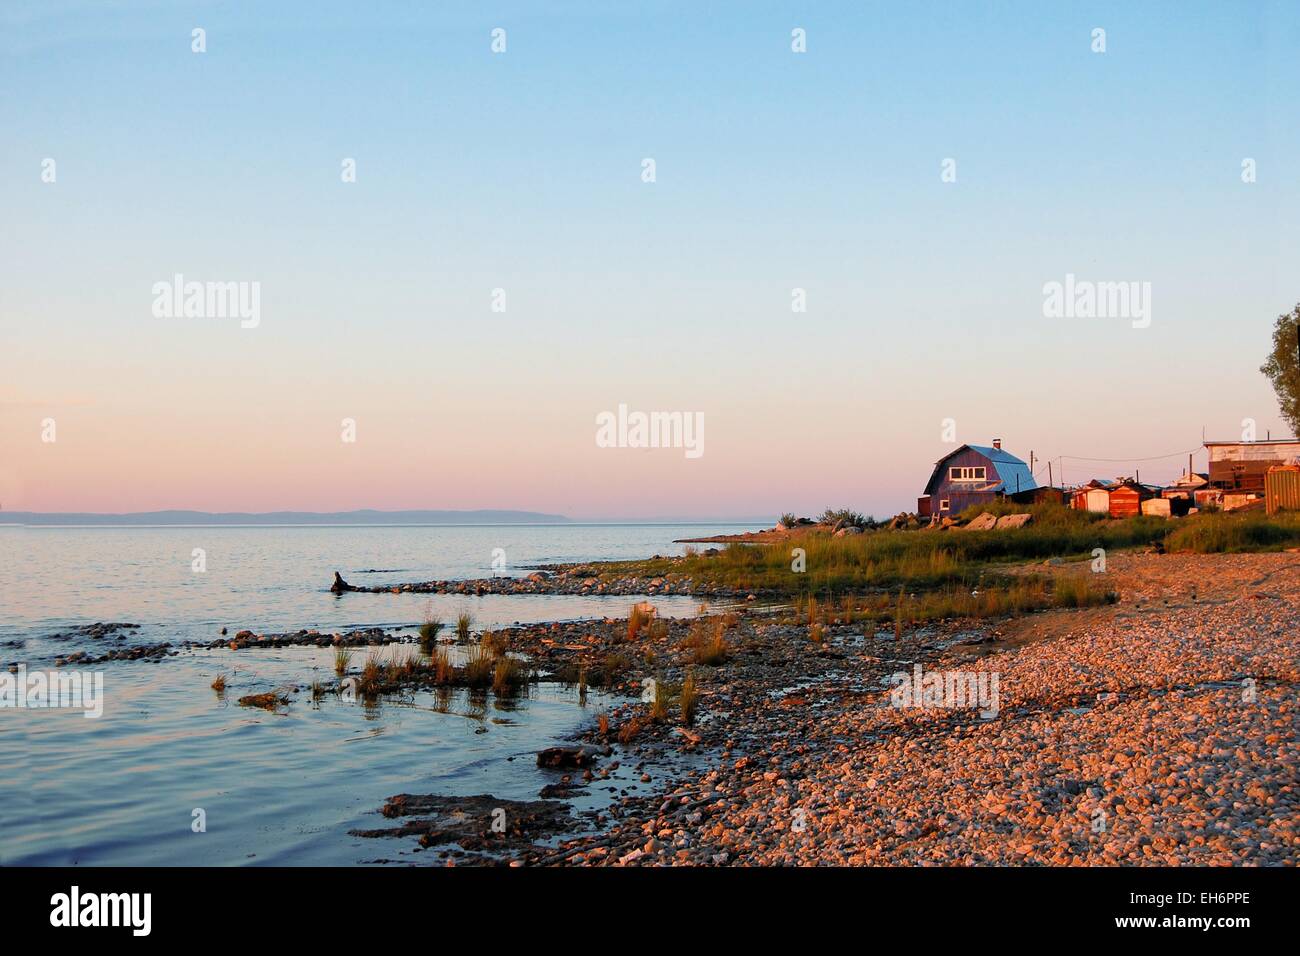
2, 1, 1298, 520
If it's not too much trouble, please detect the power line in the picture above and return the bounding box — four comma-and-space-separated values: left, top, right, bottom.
1057, 446, 1202, 464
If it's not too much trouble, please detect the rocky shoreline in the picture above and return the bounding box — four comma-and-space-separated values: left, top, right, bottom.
25, 552, 1298, 866
510, 552, 1298, 866
327, 563, 763, 599
366, 551, 1296, 867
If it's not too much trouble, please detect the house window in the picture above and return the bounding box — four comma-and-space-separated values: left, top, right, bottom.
939, 499, 950, 512
948, 466, 986, 481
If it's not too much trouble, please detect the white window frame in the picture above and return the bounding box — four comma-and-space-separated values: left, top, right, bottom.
939, 499, 950, 511
948, 466, 987, 482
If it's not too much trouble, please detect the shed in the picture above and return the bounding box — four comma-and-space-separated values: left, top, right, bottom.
1162, 472, 1208, 500
1071, 480, 1113, 514
1265, 464, 1300, 515
1194, 488, 1224, 510
1140, 497, 1172, 518
1106, 479, 1158, 519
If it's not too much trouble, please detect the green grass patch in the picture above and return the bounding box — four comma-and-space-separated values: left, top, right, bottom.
1165, 511, 1300, 553
600, 503, 1167, 595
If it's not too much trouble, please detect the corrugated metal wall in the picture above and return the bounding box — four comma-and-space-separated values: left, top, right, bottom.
1265, 468, 1300, 515
1108, 487, 1142, 518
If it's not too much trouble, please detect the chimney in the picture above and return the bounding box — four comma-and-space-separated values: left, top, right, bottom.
992, 438, 1002, 450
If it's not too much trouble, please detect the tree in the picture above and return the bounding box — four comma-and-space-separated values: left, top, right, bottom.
1260, 304, 1300, 436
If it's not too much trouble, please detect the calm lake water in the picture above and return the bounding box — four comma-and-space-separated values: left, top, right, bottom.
0, 523, 751, 865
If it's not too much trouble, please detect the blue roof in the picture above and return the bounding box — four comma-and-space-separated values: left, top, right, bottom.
964, 445, 1039, 494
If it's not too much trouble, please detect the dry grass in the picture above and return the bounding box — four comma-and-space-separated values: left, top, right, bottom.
210, 674, 227, 692
455, 612, 474, 642
627, 602, 656, 641
462, 644, 495, 687
333, 646, 353, 676
649, 679, 671, 723
618, 713, 650, 744
481, 629, 509, 656
238, 691, 286, 710
687, 616, 730, 666
359, 651, 384, 694
430, 647, 455, 684
680, 671, 699, 726
492, 656, 529, 695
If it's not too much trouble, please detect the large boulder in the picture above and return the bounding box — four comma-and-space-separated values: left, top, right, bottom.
963, 512, 999, 531
994, 513, 1034, 530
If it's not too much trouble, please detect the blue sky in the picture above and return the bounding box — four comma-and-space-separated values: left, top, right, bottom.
2, 2, 1298, 518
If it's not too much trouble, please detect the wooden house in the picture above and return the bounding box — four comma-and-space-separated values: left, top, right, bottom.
917, 440, 1038, 517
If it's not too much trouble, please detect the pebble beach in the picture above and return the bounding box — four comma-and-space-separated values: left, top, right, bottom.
503, 552, 1299, 866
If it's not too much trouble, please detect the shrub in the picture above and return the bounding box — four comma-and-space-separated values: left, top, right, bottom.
819, 507, 872, 528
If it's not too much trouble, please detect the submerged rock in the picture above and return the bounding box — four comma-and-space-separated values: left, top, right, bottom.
537, 743, 612, 769
353, 793, 576, 857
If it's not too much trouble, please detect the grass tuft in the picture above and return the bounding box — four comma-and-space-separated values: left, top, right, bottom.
627, 602, 656, 641
418, 614, 444, 652
492, 655, 529, 696
680, 671, 699, 726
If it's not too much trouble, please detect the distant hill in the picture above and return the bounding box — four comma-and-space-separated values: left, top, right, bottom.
0, 509, 572, 526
